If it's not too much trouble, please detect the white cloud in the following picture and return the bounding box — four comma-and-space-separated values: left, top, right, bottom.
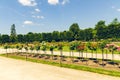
23, 21, 44, 27
37, 16, 44, 19
117, 9, 120, 12
18, 0, 37, 6
62, 0, 69, 5
48, 0, 59, 5
35, 8, 40, 12
111, 6, 120, 12
24, 20, 33, 25
32, 15, 45, 19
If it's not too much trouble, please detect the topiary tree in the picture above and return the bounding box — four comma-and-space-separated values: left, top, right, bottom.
24, 45, 28, 60
69, 42, 76, 62
20, 45, 23, 53
58, 44, 63, 66
108, 44, 117, 64
91, 42, 98, 60
104, 46, 108, 61
30, 46, 34, 53
18, 46, 22, 53
87, 42, 94, 60
41, 41, 47, 54
16, 45, 19, 53
49, 45, 55, 60
42, 45, 46, 53
99, 41, 108, 66
69, 43, 75, 56
35, 45, 40, 54
24, 46, 28, 53
76, 42, 85, 61
4, 44, 8, 57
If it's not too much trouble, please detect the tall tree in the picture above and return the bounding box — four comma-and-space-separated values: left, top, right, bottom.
52, 31, 60, 42
95, 21, 107, 39
17, 34, 24, 43
10, 24, 17, 42
107, 18, 120, 38
83, 28, 93, 41
99, 41, 108, 66
66, 31, 74, 41
1, 34, 10, 43
69, 23, 80, 40
26, 32, 34, 42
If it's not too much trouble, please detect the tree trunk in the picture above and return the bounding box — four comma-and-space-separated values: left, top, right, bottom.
96, 50, 97, 60
6, 49, 8, 57
86, 50, 88, 65
79, 51, 80, 58
102, 49, 104, 66
91, 50, 93, 59
60, 50, 62, 67
106, 50, 108, 60
51, 51, 53, 60
112, 50, 114, 62
72, 51, 74, 62
69, 51, 71, 58
81, 51, 83, 61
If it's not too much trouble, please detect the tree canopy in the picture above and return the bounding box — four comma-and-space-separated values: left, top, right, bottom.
1, 18, 120, 43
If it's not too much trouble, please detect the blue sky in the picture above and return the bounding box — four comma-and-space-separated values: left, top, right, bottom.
0, 0, 120, 34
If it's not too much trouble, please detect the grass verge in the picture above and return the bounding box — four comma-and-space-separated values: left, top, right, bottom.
0, 54, 120, 77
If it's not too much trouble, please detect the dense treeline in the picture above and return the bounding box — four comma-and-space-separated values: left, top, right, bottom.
1, 18, 120, 43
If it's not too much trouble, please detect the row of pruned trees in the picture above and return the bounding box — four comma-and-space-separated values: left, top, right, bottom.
4, 41, 120, 63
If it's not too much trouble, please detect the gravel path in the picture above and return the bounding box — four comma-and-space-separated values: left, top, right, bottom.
0, 56, 120, 80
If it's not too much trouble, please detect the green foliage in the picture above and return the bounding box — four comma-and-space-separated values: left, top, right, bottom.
41, 45, 47, 51
11, 24, 16, 37
1, 35, 10, 43
58, 44, 63, 50
24, 46, 28, 51
35, 45, 40, 51
16, 45, 19, 49
49, 45, 55, 51
4, 44, 8, 49
95, 20, 107, 39
88, 42, 98, 51
69, 23, 80, 40
52, 31, 60, 42
10, 24, 17, 43
87, 42, 93, 50
30, 46, 34, 51
69, 23, 80, 34
17, 34, 24, 43
69, 41, 80, 50
69, 43, 75, 50
1, 18, 120, 43
76, 43, 85, 51
99, 41, 108, 50
18, 46, 22, 50
107, 44, 118, 52
41, 41, 47, 51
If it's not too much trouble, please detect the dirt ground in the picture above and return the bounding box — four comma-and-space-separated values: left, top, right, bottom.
0, 56, 120, 80
9, 52, 120, 71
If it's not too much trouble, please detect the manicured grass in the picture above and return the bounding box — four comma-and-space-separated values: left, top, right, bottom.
0, 54, 120, 77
